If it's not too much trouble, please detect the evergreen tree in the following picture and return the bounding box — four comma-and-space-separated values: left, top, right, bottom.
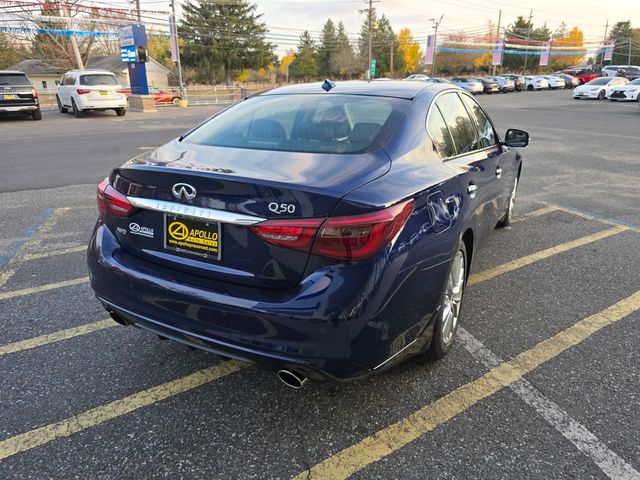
318, 19, 337, 76
180, 0, 274, 84
330, 22, 357, 79
289, 31, 318, 82
504, 16, 534, 72
357, 10, 403, 77
607, 21, 639, 65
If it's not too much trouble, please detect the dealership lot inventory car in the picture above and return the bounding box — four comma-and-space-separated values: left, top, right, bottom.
56, 69, 127, 118
485, 76, 515, 92
502, 74, 526, 91
539, 75, 566, 89
573, 76, 629, 99
555, 73, 579, 88
88, 80, 528, 386
450, 78, 484, 94
524, 76, 549, 90
607, 78, 640, 101
0, 70, 41, 120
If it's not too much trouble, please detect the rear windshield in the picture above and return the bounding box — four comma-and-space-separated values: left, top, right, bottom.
184, 94, 409, 154
0, 74, 30, 86
80, 74, 118, 86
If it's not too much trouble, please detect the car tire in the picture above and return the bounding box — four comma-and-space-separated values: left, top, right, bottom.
527, 85, 533, 91
71, 99, 84, 118
32, 109, 42, 121
115, 108, 126, 117
172, 97, 180, 105
497, 176, 518, 228
426, 242, 467, 360
597, 90, 606, 100
56, 95, 68, 113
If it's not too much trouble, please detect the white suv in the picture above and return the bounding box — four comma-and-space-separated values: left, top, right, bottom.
56, 70, 127, 118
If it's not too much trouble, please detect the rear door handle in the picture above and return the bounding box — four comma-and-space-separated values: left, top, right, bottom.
495, 167, 503, 178
467, 184, 478, 199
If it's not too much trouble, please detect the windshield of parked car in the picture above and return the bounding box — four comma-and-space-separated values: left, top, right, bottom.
184, 94, 409, 154
0, 74, 30, 86
80, 74, 119, 86
586, 78, 610, 85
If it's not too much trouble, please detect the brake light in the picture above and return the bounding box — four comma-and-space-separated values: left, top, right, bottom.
116, 88, 126, 94
250, 200, 415, 261
77, 89, 91, 95
96, 178, 136, 217
313, 200, 414, 260
31, 88, 38, 98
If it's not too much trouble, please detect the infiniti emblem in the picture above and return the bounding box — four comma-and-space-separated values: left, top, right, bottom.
172, 183, 197, 201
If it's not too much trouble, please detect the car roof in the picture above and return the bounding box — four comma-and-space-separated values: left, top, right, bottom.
0, 70, 28, 75
259, 80, 439, 99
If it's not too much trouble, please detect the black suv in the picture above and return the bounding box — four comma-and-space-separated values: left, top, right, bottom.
0, 71, 42, 120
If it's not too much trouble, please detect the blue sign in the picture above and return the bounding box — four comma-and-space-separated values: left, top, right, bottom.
120, 45, 137, 63
119, 24, 147, 47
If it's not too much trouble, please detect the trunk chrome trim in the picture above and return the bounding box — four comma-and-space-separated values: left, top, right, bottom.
127, 197, 266, 225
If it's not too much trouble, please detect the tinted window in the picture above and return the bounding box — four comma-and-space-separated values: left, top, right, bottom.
587, 78, 610, 85
427, 107, 456, 158
184, 94, 408, 154
459, 94, 496, 149
80, 74, 118, 86
434, 93, 479, 156
0, 74, 29, 86
629, 79, 640, 85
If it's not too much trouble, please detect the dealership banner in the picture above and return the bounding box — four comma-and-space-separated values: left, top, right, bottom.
491, 39, 504, 66
169, 15, 179, 62
603, 39, 615, 61
425, 34, 435, 65
539, 42, 551, 66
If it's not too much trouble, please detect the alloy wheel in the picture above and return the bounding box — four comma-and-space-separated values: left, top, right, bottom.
441, 250, 465, 345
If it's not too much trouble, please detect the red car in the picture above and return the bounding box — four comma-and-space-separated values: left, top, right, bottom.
562, 68, 600, 85
122, 87, 181, 104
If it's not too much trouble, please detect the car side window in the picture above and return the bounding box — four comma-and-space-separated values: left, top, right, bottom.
459, 93, 497, 149
427, 106, 456, 158
434, 92, 479, 155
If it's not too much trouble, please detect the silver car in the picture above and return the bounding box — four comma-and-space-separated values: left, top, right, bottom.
485, 76, 515, 93
450, 78, 484, 94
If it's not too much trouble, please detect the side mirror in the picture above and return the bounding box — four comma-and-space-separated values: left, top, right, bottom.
55, 80, 61, 86
505, 128, 529, 148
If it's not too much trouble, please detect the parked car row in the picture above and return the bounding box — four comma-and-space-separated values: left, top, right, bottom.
573, 76, 640, 101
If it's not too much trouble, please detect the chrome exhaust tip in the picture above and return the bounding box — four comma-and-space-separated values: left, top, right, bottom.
277, 369, 308, 389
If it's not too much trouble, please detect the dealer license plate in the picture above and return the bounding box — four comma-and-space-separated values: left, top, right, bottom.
164, 215, 221, 260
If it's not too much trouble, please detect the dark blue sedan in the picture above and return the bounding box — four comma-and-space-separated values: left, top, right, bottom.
88, 80, 528, 387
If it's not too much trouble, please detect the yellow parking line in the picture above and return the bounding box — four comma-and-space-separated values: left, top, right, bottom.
21, 245, 87, 261
294, 290, 640, 480
468, 226, 626, 286
0, 319, 114, 357
518, 205, 560, 220
0, 276, 89, 301
0, 360, 246, 461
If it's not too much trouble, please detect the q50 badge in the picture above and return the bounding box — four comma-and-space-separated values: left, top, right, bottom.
268, 202, 296, 214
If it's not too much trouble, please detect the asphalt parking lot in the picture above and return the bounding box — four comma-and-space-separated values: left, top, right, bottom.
0, 90, 639, 479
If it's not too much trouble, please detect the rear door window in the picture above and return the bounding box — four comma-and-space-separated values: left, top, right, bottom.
427, 106, 456, 158
434, 92, 480, 156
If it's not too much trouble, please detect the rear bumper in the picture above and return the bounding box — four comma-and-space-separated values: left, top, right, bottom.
0, 105, 38, 113
76, 96, 127, 110
87, 222, 442, 380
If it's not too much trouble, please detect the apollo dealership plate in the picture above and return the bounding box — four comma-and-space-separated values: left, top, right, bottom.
164, 215, 221, 260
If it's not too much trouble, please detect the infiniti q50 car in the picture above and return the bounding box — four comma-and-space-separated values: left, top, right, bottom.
88, 81, 528, 387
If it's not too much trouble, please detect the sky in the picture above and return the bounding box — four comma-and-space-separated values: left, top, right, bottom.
127, 0, 640, 56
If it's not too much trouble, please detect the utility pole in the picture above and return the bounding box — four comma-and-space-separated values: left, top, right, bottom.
135, 0, 141, 23
431, 15, 444, 77
628, 36, 632, 65
390, 40, 394, 77
367, 0, 373, 80
600, 19, 609, 68
521, 9, 533, 75
170, 0, 186, 99
492, 9, 502, 76
62, 5, 83, 69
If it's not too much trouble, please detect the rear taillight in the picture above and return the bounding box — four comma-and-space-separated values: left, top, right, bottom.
31, 88, 38, 98
96, 178, 136, 217
116, 88, 126, 94
250, 200, 415, 261
77, 89, 91, 95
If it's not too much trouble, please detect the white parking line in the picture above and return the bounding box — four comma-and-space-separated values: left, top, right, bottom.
458, 328, 640, 480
